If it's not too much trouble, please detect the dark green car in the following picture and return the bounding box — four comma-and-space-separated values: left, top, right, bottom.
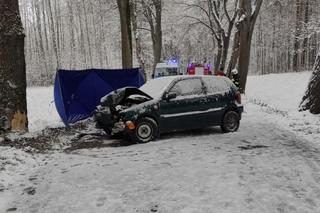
94, 76, 243, 143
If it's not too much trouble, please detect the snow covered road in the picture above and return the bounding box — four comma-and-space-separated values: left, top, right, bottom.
3, 104, 320, 213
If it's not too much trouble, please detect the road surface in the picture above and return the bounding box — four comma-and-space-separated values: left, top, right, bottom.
2, 104, 320, 213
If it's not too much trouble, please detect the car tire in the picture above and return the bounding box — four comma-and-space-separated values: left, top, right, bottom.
103, 128, 112, 135
221, 111, 240, 133
132, 117, 158, 143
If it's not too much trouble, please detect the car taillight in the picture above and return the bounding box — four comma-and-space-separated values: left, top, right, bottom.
235, 91, 241, 104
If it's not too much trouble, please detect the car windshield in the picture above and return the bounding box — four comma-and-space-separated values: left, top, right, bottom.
139, 77, 175, 99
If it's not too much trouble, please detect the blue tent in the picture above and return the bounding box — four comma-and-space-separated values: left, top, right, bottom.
54, 68, 145, 126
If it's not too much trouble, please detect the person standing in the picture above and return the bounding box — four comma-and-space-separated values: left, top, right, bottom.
215, 67, 226, 76
231, 69, 240, 88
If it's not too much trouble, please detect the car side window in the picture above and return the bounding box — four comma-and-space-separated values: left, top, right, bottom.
203, 77, 230, 94
169, 78, 203, 97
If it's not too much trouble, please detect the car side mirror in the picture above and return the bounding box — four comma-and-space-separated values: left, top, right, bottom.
165, 92, 177, 100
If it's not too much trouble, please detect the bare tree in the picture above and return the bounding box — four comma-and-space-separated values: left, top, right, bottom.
293, 0, 303, 72
237, 0, 263, 93
226, 28, 240, 76
117, 0, 133, 68
249, 0, 320, 76
0, 0, 28, 133
130, 0, 146, 75
184, 0, 238, 73
141, 0, 162, 73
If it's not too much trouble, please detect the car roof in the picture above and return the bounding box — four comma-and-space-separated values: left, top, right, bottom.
154, 75, 229, 81
141, 75, 233, 99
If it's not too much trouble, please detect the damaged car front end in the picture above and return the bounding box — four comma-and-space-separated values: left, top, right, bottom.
93, 87, 155, 137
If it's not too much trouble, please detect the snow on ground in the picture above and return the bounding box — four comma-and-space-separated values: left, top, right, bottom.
26, 87, 62, 132
246, 72, 320, 145
0, 147, 46, 210
2, 110, 320, 213
1, 71, 320, 212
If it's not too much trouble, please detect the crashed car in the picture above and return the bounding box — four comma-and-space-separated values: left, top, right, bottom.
94, 76, 243, 143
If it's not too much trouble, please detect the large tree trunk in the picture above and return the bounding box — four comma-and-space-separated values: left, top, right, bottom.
214, 41, 223, 73
238, 21, 252, 93
300, 52, 320, 114
227, 29, 240, 77
152, 30, 162, 72
117, 0, 133, 69
152, 0, 162, 73
221, 36, 231, 71
237, 0, 263, 93
0, 0, 28, 133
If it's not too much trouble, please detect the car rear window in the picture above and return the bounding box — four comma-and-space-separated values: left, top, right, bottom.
203, 77, 231, 94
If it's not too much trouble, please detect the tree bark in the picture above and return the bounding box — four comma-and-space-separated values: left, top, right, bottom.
152, 0, 162, 73
117, 0, 133, 69
300, 52, 320, 114
0, 0, 28, 133
302, 0, 309, 70
227, 29, 240, 77
237, 0, 263, 93
130, 0, 146, 79
293, 0, 302, 72
214, 41, 223, 72
141, 0, 162, 74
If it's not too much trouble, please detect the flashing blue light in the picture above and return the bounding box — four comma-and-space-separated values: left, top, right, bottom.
168, 57, 178, 65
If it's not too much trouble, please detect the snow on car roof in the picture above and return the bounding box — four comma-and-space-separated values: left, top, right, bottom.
139, 76, 179, 99
139, 75, 229, 99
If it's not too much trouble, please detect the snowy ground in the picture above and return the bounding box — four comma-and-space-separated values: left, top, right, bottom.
26, 87, 62, 132
246, 71, 320, 145
1, 72, 320, 212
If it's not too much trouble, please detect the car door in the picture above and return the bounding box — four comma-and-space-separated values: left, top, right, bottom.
159, 78, 208, 132
202, 77, 232, 125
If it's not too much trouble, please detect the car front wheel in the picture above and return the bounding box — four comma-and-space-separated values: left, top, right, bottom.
132, 117, 158, 143
221, 111, 240, 133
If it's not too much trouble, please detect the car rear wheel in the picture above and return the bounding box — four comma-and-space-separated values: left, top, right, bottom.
221, 111, 240, 133
132, 117, 158, 143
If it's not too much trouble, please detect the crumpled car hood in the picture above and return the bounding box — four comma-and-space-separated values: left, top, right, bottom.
100, 87, 153, 107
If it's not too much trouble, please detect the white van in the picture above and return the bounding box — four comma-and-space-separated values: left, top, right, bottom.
154, 62, 181, 78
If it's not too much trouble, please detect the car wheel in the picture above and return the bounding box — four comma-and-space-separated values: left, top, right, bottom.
103, 128, 112, 135
132, 117, 158, 143
221, 111, 240, 133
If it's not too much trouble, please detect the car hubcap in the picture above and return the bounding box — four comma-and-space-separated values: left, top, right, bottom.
226, 113, 238, 131
137, 124, 152, 139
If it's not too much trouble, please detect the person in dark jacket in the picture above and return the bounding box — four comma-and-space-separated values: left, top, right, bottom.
215, 67, 226, 76
231, 69, 240, 88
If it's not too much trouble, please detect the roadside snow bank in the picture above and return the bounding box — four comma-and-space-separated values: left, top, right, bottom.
246, 72, 320, 145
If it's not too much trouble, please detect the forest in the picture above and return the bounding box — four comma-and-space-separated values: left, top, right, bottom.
15, 0, 320, 84
1, 0, 320, 132
2, 1, 320, 212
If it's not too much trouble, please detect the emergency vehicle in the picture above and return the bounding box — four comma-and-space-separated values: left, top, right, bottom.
153, 58, 181, 78
187, 63, 212, 75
